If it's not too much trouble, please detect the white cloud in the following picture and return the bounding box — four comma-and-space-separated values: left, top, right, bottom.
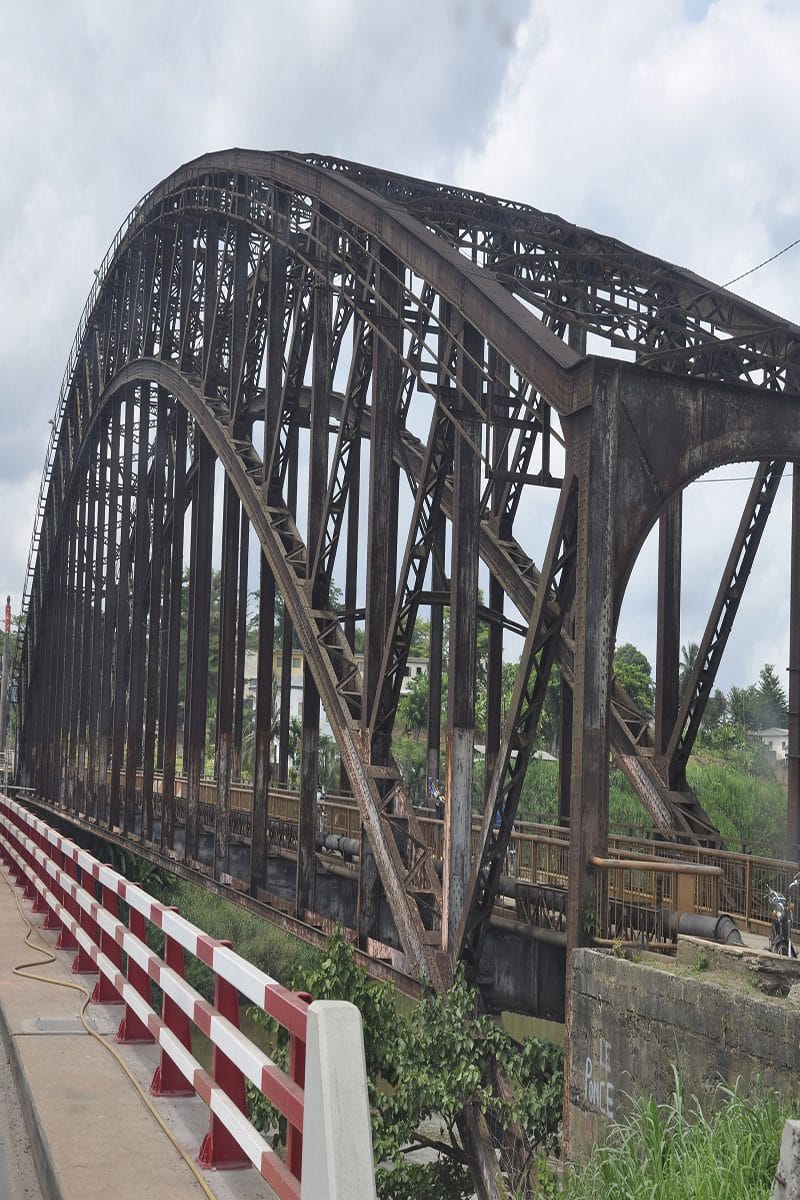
458, 0, 800, 693
1, 0, 798, 705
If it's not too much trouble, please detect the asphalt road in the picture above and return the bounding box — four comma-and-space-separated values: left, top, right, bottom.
0, 1033, 42, 1200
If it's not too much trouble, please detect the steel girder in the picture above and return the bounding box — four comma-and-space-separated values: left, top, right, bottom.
15, 152, 800, 995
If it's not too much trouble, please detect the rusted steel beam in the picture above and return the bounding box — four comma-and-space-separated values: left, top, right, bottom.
77, 434, 98, 809
358, 246, 402, 944
251, 553, 275, 895
340, 431, 360, 794
215, 475, 240, 881
161, 403, 187, 852
456, 473, 579, 976
124, 386, 151, 835
558, 678, 573, 827
444, 321, 483, 955
485, 349, 509, 801
789, 465, 800, 857
184, 432, 214, 865
233, 506, 249, 781
110, 393, 135, 830
97, 402, 121, 825
654, 496, 682, 757
66, 466, 87, 807
142, 391, 168, 842
298, 220, 332, 914
278, 433, 297, 783
565, 377, 618, 966
666, 461, 785, 788
58, 493, 77, 806
427, 514, 445, 796
369, 299, 456, 747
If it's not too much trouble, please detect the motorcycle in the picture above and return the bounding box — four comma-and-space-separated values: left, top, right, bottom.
767, 872, 800, 957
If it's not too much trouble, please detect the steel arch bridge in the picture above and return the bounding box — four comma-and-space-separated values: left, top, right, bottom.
14, 149, 800, 998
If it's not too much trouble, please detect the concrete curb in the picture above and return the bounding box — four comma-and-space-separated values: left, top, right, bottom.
0, 1004, 64, 1200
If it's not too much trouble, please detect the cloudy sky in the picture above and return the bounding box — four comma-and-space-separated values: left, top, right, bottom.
1, 0, 798, 695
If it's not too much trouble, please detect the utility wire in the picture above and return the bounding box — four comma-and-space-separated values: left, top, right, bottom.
720, 236, 800, 291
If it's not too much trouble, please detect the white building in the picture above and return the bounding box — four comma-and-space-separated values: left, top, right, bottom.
242, 650, 430, 738
757, 727, 789, 761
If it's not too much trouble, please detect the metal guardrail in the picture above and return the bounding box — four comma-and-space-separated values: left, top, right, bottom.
587, 853, 722, 948
109, 769, 800, 940
0, 793, 377, 1198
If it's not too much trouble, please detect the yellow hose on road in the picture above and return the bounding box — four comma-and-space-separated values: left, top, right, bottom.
0, 866, 219, 1200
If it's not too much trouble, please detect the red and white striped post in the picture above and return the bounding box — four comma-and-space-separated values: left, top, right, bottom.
199, 940, 250, 1170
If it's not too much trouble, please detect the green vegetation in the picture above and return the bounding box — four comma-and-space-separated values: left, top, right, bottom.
613, 643, 655, 715
546, 1081, 793, 1200
687, 741, 787, 855
97, 842, 321, 1002
248, 930, 563, 1200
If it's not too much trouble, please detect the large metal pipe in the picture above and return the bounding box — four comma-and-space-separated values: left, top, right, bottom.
676, 912, 744, 946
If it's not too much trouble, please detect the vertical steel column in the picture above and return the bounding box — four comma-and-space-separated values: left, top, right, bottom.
60, 488, 79, 806
443, 321, 483, 954
340, 435, 360, 795
427, 513, 446, 795
184, 433, 214, 866
654, 495, 682, 758
161, 404, 187, 852
66, 473, 87, 808
124, 387, 151, 835
359, 245, 401, 944
215, 476, 240, 881
278, 436, 298, 782
253, 198, 286, 889
563, 369, 617, 1155
251, 554, 275, 894
566, 365, 617, 950
54, 516, 72, 804
557, 678, 573, 827
232, 507, 249, 782
156, 421, 174, 779
789, 465, 800, 855
297, 223, 332, 916
77, 439, 98, 808
485, 350, 509, 801
43, 547, 61, 799
562, 314, 587, 848
142, 391, 169, 843
97, 402, 121, 825
110, 393, 135, 829
182, 470, 199, 776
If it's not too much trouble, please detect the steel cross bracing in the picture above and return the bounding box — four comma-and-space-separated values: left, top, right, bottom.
14, 150, 800, 1001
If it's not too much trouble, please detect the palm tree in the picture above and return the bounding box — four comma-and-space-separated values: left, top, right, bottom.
679, 642, 700, 699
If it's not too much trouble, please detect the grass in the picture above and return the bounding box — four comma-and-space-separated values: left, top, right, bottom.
550, 1081, 791, 1200
164, 877, 321, 998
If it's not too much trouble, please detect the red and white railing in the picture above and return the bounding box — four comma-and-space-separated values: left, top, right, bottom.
0, 794, 376, 1200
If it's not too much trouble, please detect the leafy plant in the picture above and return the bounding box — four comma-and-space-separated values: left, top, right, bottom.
247, 930, 563, 1199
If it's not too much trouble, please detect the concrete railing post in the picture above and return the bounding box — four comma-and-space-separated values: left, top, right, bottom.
773, 1120, 800, 1199
300, 1000, 377, 1200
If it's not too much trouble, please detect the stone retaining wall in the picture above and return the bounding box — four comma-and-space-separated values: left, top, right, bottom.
568, 937, 800, 1160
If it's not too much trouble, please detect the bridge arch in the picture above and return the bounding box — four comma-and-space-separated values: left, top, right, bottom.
15, 151, 800, 995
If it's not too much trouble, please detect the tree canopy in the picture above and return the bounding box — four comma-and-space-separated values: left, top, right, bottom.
613, 643, 655, 715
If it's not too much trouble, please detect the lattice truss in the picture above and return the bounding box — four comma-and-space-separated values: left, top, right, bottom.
15, 152, 800, 989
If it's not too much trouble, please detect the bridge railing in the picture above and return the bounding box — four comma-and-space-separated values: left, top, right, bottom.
587, 853, 723, 948
0, 794, 376, 1200
112, 770, 798, 935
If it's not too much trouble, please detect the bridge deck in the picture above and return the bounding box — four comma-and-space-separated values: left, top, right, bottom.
0, 869, 276, 1200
